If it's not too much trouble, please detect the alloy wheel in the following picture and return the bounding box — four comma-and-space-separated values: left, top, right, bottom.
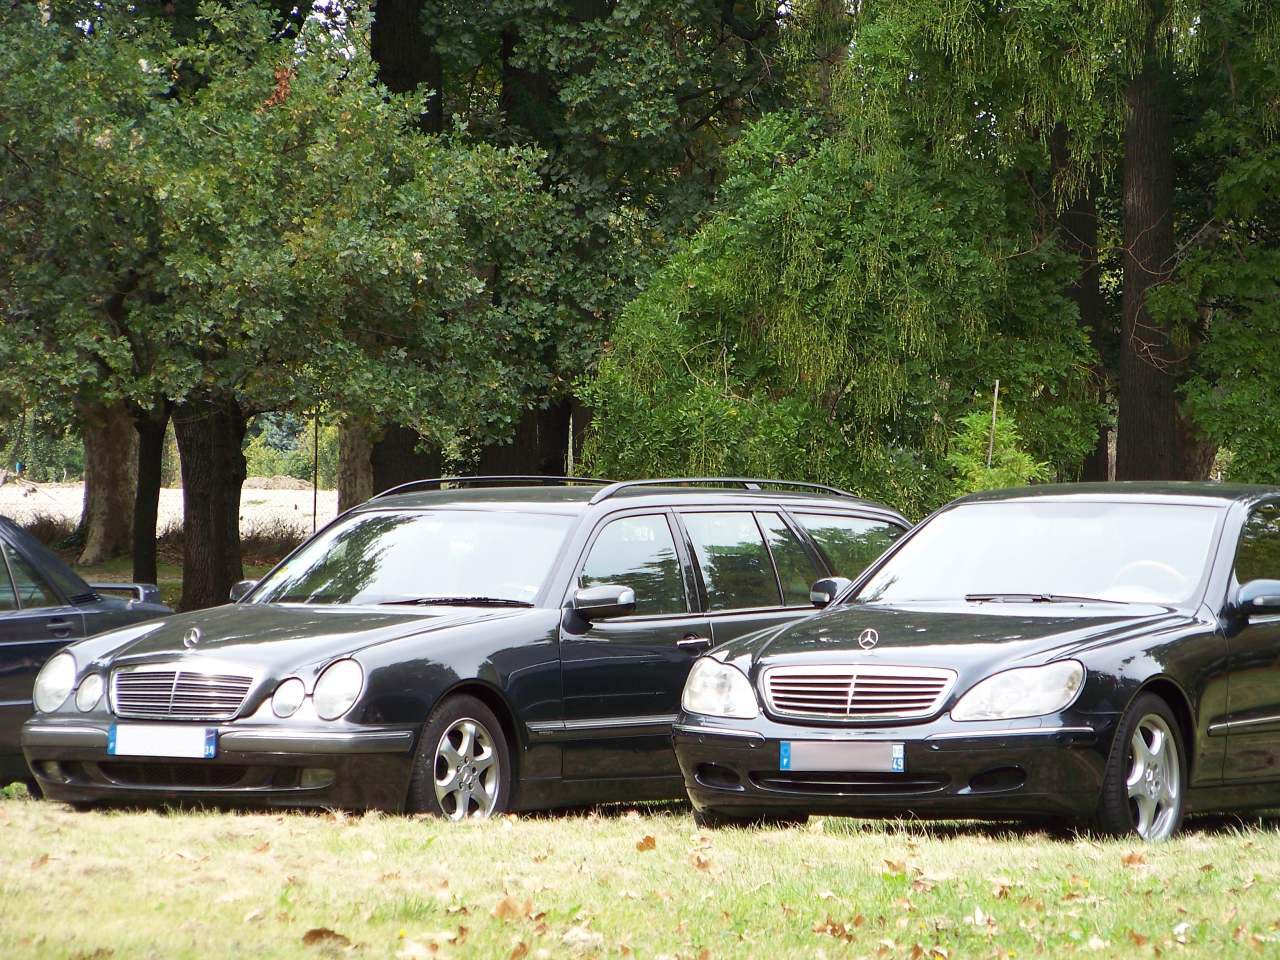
433, 717, 500, 820
1125, 714, 1181, 841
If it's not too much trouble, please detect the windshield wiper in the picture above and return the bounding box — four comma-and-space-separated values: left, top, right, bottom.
965, 592, 1125, 605
380, 596, 535, 607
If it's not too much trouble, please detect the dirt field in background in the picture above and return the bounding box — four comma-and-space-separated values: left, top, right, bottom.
0, 481, 338, 535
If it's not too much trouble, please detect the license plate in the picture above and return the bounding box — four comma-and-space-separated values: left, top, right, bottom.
780, 741, 904, 773
108, 724, 217, 759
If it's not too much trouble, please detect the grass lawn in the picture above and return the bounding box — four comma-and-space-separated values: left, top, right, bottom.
1, 793, 1278, 959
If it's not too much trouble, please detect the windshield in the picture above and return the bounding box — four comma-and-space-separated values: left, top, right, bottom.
855, 500, 1223, 606
252, 510, 574, 605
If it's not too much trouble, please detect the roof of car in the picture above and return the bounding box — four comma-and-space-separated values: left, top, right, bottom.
956, 481, 1280, 508
354, 483, 906, 519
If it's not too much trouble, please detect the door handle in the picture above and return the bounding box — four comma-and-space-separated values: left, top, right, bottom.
677, 635, 712, 651
46, 618, 72, 638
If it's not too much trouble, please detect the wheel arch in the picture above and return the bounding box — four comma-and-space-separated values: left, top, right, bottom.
432, 679, 524, 781
1127, 676, 1196, 772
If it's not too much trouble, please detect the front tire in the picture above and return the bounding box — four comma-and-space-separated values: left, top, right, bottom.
407, 695, 512, 820
1095, 693, 1185, 841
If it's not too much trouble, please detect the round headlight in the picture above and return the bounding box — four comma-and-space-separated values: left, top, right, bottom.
75, 673, 105, 712
681, 656, 759, 720
312, 660, 363, 720
951, 660, 1086, 722
34, 653, 77, 713
271, 677, 306, 718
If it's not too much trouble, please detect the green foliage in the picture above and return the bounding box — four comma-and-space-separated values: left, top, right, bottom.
581, 111, 1101, 518
243, 415, 338, 488
0, 406, 83, 483
945, 407, 1051, 496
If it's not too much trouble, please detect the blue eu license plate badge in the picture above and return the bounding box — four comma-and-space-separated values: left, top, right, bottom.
891, 743, 905, 773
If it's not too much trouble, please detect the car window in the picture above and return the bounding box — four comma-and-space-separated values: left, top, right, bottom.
579, 515, 687, 616
796, 514, 906, 577
2, 543, 61, 609
1235, 504, 1280, 583
758, 513, 823, 606
0, 553, 16, 612
682, 512, 781, 611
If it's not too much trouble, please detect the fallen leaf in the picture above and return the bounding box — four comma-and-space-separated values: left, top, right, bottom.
1127, 930, 1149, 946
253, 841, 271, 854
301, 928, 350, 948
509, 944, 529, 960
883, 859, 907, 876
813, 916, 855, 942
689, 852, 713, 871
636, 835, 656, 852
1121, 851, 1146, 867
493, 896, 524, 922
1200, 863, 1215, 873
30, 854, 49, 869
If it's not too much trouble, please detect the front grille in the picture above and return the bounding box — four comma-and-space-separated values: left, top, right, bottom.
112, 666, 255, 720
762, 664, 956, 722
98, 762, 253, 788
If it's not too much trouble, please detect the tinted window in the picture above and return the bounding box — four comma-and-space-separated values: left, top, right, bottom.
579, 515, 686, 616
1235, 504, 1280, 584
856, 501, 1221, 606
3, 543, 61, 609
758, 513, 823, 606
0, 555, 16, 612
797, 514, 905, 577
254, 510, 573, 605
683, 512, 781, 610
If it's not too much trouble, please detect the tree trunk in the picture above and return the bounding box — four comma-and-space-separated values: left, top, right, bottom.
1116, 42, 1183, 480
173, 397, 247, 611
131, 403, 170, 585
371, 424, 442, 495
77, 400, 138, 565
338, 419, 376, 512
475, 402, 574, 475
371, 0, 443, 129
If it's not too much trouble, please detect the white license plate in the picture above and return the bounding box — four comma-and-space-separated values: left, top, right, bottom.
108, 724, 217, 759
780, 741, 904, 773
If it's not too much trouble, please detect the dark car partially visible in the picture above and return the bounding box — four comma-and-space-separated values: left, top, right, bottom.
0, 515, 170, 789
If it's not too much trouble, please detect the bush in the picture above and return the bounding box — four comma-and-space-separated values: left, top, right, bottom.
946, 405, 1050, 496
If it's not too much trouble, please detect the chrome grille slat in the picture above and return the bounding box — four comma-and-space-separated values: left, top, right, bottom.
762, 664, 957, 722
112, 664, 255, 721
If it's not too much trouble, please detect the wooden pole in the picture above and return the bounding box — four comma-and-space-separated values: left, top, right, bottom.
986, 380, 1000, 469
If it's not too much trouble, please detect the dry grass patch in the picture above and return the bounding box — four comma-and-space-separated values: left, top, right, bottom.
2, 798, 1280, 958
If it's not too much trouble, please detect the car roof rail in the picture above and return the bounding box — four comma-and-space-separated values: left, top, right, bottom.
587, 477, 865, 505
369, 475, 610, 501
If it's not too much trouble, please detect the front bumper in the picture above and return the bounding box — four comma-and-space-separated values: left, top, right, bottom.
21, 717, 419, 811
673, 711, 1118, 821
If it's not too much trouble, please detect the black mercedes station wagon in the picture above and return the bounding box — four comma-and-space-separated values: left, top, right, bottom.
21, 477, 906, 818
675, 483, 1280, 840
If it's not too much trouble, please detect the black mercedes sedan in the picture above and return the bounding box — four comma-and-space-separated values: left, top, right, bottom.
0, 515, 169, 790
21, 477, 907, 817
674, 483, 1280, 841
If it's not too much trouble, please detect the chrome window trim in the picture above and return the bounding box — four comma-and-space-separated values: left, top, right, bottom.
760, 663, 957, 722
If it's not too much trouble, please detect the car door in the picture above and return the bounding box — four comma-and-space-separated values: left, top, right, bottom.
677, 509, 822, 645
1223, 501, 1280, 782
559, 510, 710, 778
0, 538, 86, 759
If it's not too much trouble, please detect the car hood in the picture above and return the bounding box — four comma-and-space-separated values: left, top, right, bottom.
81, 602, 533, 674
727, 601, 1192, 677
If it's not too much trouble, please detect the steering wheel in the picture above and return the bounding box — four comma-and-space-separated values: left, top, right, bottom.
1107, 560, 1188, 599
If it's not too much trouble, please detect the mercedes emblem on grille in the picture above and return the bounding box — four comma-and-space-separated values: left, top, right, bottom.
183, 627, 201, 649
857, 628, 879, 650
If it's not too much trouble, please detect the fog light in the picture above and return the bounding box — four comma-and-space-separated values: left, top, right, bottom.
299, 768, 334, 789
271, 678, 306, 718
75, 674, 105, 712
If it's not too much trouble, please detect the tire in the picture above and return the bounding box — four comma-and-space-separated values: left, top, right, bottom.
693, 807, 808, 830
1094, 693, 1186, 841
407, 695, 512, 820
23, 778, 44, 801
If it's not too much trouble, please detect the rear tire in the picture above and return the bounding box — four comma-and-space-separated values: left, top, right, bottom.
1094, 693, 1185, 841
407, 695, 512, 820
693, 807, 808, 830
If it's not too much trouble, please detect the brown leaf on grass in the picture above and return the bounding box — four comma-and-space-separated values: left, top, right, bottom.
990, 876, 1014, 899
30, 854, 49, 869
253, 841, 271, 854
508, 943, 529, 960
1200, 863, 1215, 873
301, 928, 350, 948
1127, 931, 1149, 947
813, 916, 856, 942
1121, 851, 1147, 867
882, 859, 907, 876
244, 909, 264, 924
697, 949, 712, 960
689, 852, 714, 871
636, 835, 656, 852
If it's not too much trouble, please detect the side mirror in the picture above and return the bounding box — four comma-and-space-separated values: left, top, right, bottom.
810, 576, 853, 609
1234, 579, 1280, 617
572, 584, 636, 621
229, 579, 259, 603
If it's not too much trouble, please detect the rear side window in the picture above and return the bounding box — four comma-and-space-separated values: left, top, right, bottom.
796, 514, 905, 578
682, 512, 781, 610
0, 552, 16, 612
1235, 504, 1280, 583
758, 513, 823, 606
2, 543, 61, 609
579, 515, 687, 616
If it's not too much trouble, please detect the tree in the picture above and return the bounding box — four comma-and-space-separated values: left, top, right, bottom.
0, 3, 553, 607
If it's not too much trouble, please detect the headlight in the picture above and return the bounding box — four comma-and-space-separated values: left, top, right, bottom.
33, 653, 77, 713
271, 677, 306, 718
682, 657, 758, 720
312, 660, 363, 720
951, 660, 1085, 722
75, 673, 105, 712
